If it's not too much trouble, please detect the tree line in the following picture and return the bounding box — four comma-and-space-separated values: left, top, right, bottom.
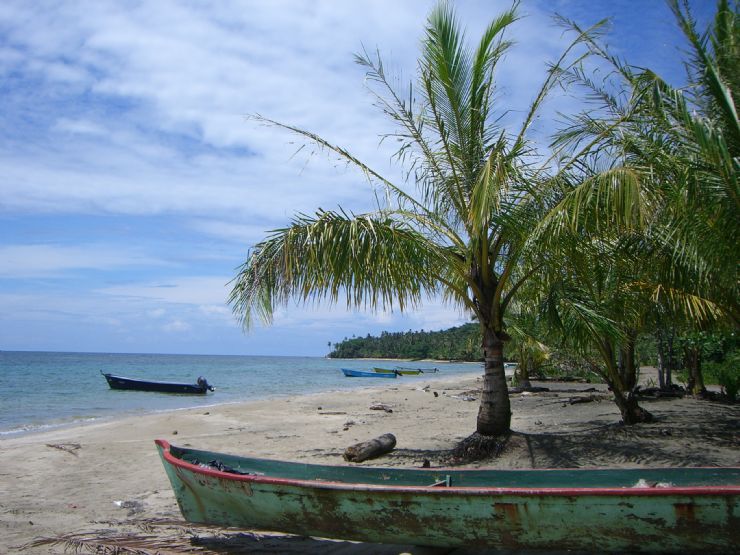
328, 324, 482, 361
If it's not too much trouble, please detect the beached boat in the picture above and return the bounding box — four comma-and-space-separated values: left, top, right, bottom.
396, 366, 439, 373
101, 372, 214, 394
341, 368, 397, 378
372, 367, 422, 375
155, 439, 739, 552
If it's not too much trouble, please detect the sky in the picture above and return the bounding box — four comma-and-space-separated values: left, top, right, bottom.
0, 0, 715, 356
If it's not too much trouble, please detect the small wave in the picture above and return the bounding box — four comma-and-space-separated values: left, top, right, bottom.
0, 416, 100, 438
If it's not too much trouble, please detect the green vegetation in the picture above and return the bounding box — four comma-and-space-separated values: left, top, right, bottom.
232, 1, 739, 438
328, 324, 482, 361
675, 330, 739, 400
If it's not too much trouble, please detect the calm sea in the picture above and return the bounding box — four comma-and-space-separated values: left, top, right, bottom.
0, 351, 481, 437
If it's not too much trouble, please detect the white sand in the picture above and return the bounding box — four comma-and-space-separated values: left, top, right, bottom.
1, 370, 737, 554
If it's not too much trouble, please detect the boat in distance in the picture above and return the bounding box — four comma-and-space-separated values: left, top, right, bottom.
155, 440, 740, 552
373, 367, 423, 375
341, 368, 397, 378
102, 372, 214, 394
396, 365, 439, 373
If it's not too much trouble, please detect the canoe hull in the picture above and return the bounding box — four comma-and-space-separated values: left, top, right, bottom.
341, 368, 397, 378
155, 440, 740, 552
373, 367, 422, 375
103, 373, 212, 394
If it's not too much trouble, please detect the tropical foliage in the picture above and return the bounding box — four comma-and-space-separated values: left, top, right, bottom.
230, 2, 601, 436
521, 0, 738, 416
328, 324, 482, 361
231, 0, 739, 439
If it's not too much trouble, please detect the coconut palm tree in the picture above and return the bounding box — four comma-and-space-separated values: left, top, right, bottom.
229, 2, 600, 437
550, 0, 737, 323
537, 0, 737, 399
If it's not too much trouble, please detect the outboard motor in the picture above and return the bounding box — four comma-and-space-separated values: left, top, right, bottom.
197, 376, 214, 391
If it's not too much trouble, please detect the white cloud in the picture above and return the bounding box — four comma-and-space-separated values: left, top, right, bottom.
199, 305, 231, 317
52, 118, 108, 136
147, 308, 166, 319
97, 276, 232, 306
163, 319, 191, 333
0, 244, 166, 278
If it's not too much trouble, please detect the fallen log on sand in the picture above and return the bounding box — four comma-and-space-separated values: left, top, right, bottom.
343, 433, 396, 463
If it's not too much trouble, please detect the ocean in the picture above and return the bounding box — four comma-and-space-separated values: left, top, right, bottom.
0, 351, 481, 437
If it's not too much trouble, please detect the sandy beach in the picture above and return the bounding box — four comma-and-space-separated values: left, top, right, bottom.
1, 369, 738, 554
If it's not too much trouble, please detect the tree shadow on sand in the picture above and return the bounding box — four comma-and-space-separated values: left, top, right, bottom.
506, 396, 739, 469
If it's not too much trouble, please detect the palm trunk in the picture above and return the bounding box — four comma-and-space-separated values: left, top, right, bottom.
519, 354, 532, 389
476, 327, 511, 436
611, 388, 653, 425
684, 345, 706, 395
601, 338, 653, 424
655, 327, 677, 389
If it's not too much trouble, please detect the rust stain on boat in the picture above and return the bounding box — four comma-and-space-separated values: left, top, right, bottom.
675, 502, 696, 523
494, 502, 520, 524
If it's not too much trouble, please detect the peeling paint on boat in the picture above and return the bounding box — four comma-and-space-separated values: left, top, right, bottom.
155, 440, 740, 552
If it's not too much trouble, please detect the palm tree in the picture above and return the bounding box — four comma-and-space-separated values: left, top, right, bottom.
536, 228, 656, 423
540, 0, 738, 398
229, 2, 599, 437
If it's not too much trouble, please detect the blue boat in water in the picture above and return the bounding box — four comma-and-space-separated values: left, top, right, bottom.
341, 368, 397, 378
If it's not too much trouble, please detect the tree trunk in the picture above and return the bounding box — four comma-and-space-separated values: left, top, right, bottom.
602, 337, 653, 425
518, 353, 533, 389
514, 344, 532, 389
655, 329, 668, 389
656, 327, 677, 389
476, 327, 511, 436
343, 434, 396, 462
684, 345, 706, 395
611, 387, 654, 424
619, 331, 638, 391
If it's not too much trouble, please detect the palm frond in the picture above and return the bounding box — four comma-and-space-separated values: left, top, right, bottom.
229, 210, 445, 328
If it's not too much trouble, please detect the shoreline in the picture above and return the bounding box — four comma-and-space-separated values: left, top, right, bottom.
2, 370, 738, 554
1, 369, 483, 440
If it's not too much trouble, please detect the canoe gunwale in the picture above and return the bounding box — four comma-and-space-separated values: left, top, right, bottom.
155, 440, 740, 497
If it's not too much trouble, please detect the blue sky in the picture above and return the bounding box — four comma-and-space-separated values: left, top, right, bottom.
0, 0, 714, 356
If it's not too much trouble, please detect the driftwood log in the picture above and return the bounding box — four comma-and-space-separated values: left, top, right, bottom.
343, 433, 396, 463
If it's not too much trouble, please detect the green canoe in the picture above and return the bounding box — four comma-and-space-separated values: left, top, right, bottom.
155, 440, 739, 552
372, 367, 422, 375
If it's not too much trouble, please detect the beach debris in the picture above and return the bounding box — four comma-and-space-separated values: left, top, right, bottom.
113, 499, 145, 516
634, 386, 685, 399
433, 391, 439, 397
369, 403, 393, 413
510, 386, 550, 394
451, 394, 477, 401
448, 432, 507, 464
192, 459, 255, 476
568, 395, 600, 405
172, 430, 178, 435
319, 410, 348, 415
45, 443, 81, 457
632, 479, 674, 488
22, 526, 307, 553
344, 433, 397, 463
